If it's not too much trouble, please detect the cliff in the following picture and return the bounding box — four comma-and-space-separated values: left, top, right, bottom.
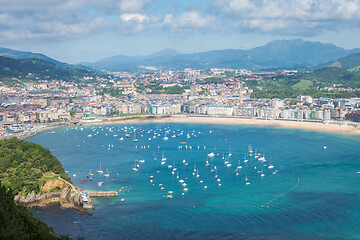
14, 178, 94, 213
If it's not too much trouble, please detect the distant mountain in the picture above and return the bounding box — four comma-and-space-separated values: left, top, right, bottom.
85, 39, 360, 72
0, 56, 94, 83
0, 47, 66, 66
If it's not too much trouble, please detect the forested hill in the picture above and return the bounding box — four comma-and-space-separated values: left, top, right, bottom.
0, 137, 71, 195
0, 182, 62, 240
0, 56, 94, 82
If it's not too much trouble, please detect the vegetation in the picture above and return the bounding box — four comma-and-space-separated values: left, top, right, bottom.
252, 88, 360, 99
136, 84, 189, 94
0, 181, 79, 239
247, 66, 360, 99
0, 56, 95, 84
0, 137, 71, 195
97, 87, 123, 98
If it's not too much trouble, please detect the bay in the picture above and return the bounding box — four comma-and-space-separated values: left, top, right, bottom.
29, 123, 360, 239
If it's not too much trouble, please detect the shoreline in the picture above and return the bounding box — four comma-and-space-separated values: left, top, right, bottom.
81, 115, 360, 136
18, 115, 360, 140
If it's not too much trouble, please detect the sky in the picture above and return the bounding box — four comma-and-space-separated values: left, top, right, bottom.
1, 0, 360, 63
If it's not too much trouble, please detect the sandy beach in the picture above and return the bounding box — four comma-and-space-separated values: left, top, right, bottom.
81, 115, 360, 136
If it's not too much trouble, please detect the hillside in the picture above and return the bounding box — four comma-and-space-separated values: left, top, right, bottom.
0, 56, 95, 83
0, 182, 62, 240
301, 67, 360, 88
86, 39, 360, 72
0, 137, 71, 195
0, 47, 65, 66
327, 53, 360, 70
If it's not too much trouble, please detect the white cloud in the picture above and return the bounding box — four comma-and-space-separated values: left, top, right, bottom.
212, 0, 360, 35
163, 11, 216, 31
120, 13, 149, 23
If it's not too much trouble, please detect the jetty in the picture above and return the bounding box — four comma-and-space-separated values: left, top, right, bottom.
85, 191, 118, 197
81, 191, 118, 209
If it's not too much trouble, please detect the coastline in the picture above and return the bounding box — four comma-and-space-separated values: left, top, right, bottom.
18, 115, 360, 140
81, 115, 360, 136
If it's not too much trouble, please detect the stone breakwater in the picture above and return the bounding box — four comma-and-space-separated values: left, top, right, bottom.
14, 185, 91, 213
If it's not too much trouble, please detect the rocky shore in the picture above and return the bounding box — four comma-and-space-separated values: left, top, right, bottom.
14, 175, 94, 214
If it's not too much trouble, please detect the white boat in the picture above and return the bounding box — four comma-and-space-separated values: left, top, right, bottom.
161, 151, 167, 161
97, 162, 103, 174
259, 154, 266, 163
104, 168, 110, 177
133, 131, 138, 142
87, 134, 92, 137
163, 133, 168, 141
228, 147, 232, 157
98, 182, 103, 186
132, 160, 138, 171
208, 152, 215, 158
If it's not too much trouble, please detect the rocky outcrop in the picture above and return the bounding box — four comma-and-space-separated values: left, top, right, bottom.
15, 184, 88, 213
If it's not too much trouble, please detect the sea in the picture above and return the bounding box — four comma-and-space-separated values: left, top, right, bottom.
28, 123, 360, 240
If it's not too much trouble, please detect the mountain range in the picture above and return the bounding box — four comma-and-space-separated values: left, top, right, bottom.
1, 39, 360, 73
82, 39, 360, 72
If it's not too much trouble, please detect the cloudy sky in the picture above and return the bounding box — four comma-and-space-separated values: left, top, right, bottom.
1, 0, 360, 63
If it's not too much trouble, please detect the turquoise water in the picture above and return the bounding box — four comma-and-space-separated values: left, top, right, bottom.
29, 123, 360, 239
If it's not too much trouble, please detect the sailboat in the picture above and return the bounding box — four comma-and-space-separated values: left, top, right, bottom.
268, 157, 274, 169
104, 168, 110, 177
132, 160, 138, 171
161, 151, 167, 161
89, 169, 94, 176
258, 154, 266, 163
228, 146, 232, 157
248, 144, 253, 157
133, 131, 138, 142
163, 132, 168, 141
97, 162, 103, 174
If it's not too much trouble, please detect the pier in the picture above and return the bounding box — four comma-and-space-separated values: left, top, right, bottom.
81, 191, 118, 209
86, 191, 118, 197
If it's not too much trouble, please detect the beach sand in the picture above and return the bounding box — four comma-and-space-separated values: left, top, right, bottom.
82, 115, 360, 136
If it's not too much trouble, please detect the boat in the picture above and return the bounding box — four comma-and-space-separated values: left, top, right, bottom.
97, 162, 103, 174
207, 152, 215, 158
268, 157, 274, 169
248, 144, 253, 157
104, 168, 110, 177
163, 133, 168, 141
228, 147, 232, 157
87, 134, 92, 137
98, 182, 103, 186
132, 160, 138, 171
258, 154, 266, 163
133, 131, 138, 142
161, 151, 167, 161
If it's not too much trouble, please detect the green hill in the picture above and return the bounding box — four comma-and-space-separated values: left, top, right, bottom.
336, 53, 360, 70
0, 56, 94, 83
0, 182, 62, 240
302, 67, 360, 88
0, 137, 71, 195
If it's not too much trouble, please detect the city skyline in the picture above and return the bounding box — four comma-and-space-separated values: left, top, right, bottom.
1, 0, 360, 63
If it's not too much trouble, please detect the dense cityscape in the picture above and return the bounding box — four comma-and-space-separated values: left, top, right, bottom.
1, 67, 360, 139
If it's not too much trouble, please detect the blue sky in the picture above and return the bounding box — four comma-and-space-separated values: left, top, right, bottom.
1, 0, 360, 63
